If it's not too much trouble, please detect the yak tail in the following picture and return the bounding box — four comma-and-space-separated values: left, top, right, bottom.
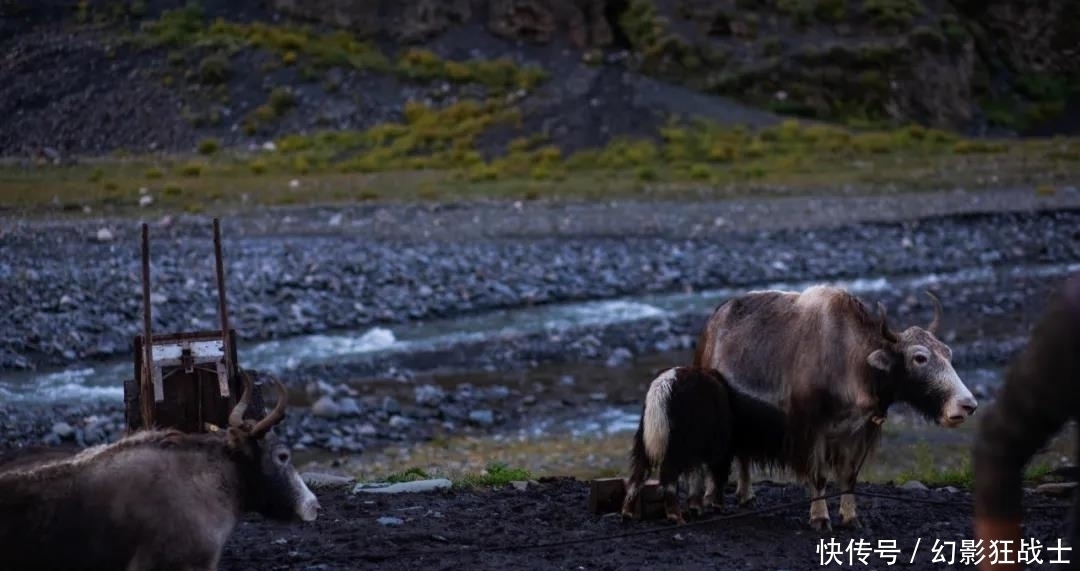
728, 385, 789, 472
641, 369, 676, 465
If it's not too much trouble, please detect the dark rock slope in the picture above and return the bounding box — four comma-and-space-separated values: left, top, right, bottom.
1, 0, 1077, 158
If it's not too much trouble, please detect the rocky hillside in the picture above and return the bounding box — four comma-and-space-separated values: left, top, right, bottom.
1, 0, 1077, 158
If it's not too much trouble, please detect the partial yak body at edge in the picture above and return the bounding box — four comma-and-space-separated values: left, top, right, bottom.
693, 284, 977, 530
0, 371, 320, 571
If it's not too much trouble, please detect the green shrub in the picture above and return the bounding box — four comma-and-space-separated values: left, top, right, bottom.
198, 53, 230, 84
814, 0, 847, 22
268, 87, 297, 115
145, 168, 164, 179
180, 162, 203, 177
249, 159, 268, 174
197, 138, 220, 155
953, 139, 1008, 154
862, 0, 925, 29
689, 163, 712, 180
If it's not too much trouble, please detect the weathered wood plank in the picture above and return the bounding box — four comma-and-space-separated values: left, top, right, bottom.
587, 477, 665, 520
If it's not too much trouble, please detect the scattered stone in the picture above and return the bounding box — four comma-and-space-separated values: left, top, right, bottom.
388, 415, 413, 428
1035, 482, 1078, 497
468, 409, 494, 426
414, 384, 446, 407
605, 347, 633, 368
353, 479, 453, 494
311, 395, 341, 419
511, 481, 529, 492
139, 195, 154, 207
95, 228, 114, 242
939, 486, 960, 494
337, 397, 362, 417
301, 472, 356, 489
377, 516, 404, 526
51, 421, 74, 440
900, 480, 928, 491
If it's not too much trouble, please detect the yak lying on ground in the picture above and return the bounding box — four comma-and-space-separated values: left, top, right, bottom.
0, 370, 320, 571
693, 284, 977, 531
621, 366, 787, 524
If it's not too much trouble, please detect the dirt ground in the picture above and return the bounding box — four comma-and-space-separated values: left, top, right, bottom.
220, 479, 1074, 571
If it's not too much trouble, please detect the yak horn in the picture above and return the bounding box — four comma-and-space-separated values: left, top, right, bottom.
925, 290, 943, 334
228, 369, 254, 428
250, 375, 288, 438
877, 302, 899, 344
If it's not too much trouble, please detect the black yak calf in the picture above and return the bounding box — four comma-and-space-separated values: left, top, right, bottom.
621, 366, 787, 524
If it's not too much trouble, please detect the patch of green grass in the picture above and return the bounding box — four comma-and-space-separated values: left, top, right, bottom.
618, 0, 703, 75
385, 467, 431, 483
4, 104, 1078, 217
895, 443, 973, 488
862, 0, 926, 30
455, 463, 533, 489
136, 9, 547, 93
180, 162, 203, 177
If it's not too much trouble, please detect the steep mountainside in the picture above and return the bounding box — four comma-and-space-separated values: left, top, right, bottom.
0, 0, 1076, 158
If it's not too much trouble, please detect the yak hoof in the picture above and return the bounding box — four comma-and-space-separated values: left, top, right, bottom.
620, 508, 636, 521
738, 496, 757, 509
841, 515, 863, 529
810, 516, 833, 532
666, 513, 687, 525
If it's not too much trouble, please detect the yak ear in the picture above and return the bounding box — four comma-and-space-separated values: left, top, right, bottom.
867, 349, 895, 372
226, 427, 251, 451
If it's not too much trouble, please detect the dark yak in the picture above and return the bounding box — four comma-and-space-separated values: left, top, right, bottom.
693, 284, 977, 530
621, 366, 788, 524
0, 370, 320, 571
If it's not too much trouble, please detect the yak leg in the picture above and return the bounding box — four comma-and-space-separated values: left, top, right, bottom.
807, 475, 832, 532
735, 457, 755, 506
687, 466, 708, 517
705, 454, 733, 513
658, 461, 686, 525
620, 461, 650, 519
702, 467, 718, 512
838, 459, 863, 528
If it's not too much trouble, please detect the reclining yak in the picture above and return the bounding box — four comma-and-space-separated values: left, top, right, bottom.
622, 366, 787, 524
0, 370, 320, 571
693, 284, 977, 530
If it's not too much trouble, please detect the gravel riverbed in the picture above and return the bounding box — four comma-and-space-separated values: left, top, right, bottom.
2, 189, 1080, 458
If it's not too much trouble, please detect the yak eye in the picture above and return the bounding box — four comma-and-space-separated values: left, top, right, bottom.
913, 354, 929, 365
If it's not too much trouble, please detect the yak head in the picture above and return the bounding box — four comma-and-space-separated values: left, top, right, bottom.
866, 292, 978, 428
210, 370, 321, 523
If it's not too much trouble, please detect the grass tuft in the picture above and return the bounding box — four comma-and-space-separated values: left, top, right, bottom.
456, 463, 533, 489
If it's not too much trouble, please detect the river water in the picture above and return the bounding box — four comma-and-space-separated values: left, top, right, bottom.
2, 260, 1076, 405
